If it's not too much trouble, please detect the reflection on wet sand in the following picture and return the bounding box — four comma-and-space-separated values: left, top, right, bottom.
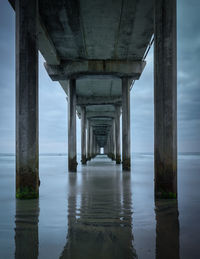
15, 199, 39, 259
13, 157, 181, 259
60, 168, 137, 259
155, 199, 180, 259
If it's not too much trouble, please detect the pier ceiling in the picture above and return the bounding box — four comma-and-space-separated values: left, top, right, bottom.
9, 0, 154, 150
39, 0, 154, 61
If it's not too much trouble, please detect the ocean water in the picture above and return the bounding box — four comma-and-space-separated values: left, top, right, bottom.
0, 153, 199, 259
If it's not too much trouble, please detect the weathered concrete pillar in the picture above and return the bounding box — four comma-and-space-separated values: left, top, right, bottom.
81, 106, 87, 164
108, 133, 111, 159
122, 78, 130, 171
109, 125, 114, 160
16, 0, 39, 199
112, 120, 116, 161
115, 105, 121, 164
92, 134, 95, 158
87, 120, 91, 161
104, 144, 107, 155
94, 135, 96, 157
68, 79, 77, 172
154, 0, 177, 198
89, 126, 93, 158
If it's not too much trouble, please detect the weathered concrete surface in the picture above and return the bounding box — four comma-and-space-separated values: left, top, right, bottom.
89, 125, 93, 159
112, 120, 116, 160
77, 96, 121, 106
115, 105, 121, 164
68, 80, 77, 172
81, 106, 87, 164
38, 0, 153, 60
154, 0, 177, 198
122, 78, 130, 171
45, 60, 146, 80
15, 0, 39, 199
87, 120, 91, 161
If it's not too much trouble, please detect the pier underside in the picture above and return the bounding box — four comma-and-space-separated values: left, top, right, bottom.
10, 0, 177, 199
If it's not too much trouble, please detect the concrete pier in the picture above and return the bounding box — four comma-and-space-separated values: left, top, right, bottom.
122, 78, 131, 171
10, 0, 178, 199
115, 105, 121, 164
15, 0, 39, 199
81, 106, 87, 164
154, 0, 177, 198
68, 79, 77, 172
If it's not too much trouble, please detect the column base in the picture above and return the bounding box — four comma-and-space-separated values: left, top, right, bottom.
155, 185, 177, 199
116, 155, 121, 164
155, 191, 177, 199
68, 157, 78, 172
122, 159, 130, 171
155, 167, 177, 199
108, 153, 115, 160
16, 171, 39, 199
81, 156, 87, 165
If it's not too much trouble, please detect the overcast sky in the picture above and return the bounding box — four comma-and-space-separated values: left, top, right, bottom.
0, 0, 199, 154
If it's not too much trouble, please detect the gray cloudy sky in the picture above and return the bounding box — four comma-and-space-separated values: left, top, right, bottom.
0, 0, 199, 154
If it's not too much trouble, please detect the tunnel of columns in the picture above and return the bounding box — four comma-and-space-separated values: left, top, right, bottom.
10, 0, 177, 199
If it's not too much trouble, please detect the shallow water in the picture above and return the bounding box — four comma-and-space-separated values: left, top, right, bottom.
0, 154, 199, 258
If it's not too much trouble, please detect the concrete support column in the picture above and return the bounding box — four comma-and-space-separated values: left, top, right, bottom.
89, 125, 93, 159
81, 106, 87, 164
106, 136, 109, 157
87, 120, 91, 161
109, 126, 114, 160
16, 0, 39, 199
108, 134, 111, 159
112, 120, 116, 160
92, 134, 95, 158
68, 79, 77, 172
94, 137, 97, 157
154, 0, 177, 198
115, 105, 121, 164
104, 144, 107, 155
122, 78, 131, 171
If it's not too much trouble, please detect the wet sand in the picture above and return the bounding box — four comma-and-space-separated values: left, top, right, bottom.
0, 153, 199, 258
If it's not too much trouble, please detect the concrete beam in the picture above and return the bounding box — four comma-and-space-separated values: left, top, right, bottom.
154, 0, 177, 199
44, 60, 146, 80
86, 111, 116, 119
9, 0, 60, 66
77, 96, 122, 106
15, 0, 39, 199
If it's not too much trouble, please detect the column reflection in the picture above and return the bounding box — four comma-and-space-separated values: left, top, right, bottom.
15, 199, 39, 259
155, 199, 180, 259
60, 168, 137, 259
